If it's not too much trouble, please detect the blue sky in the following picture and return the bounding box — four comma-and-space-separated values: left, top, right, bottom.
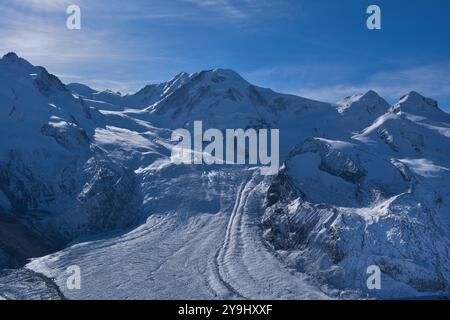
1, 0, 449, 109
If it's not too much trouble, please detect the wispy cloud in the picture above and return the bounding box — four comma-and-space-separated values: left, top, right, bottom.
295, 63, 450, 107
184, 0, 247, 18
0, 2, 182, 96
0, 2, 172, 85
182, 0, 292, 20
2, 0, 73, 12
0, 4, 124, 62
0, 0, 288, 66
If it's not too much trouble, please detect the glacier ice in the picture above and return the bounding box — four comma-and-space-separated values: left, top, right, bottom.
0, 53, 449, 300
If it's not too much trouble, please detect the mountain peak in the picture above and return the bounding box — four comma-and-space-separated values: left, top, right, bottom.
198, 68, 244, 80
211, 68, 240, 75
2, 52, 19, 60
185, 68, 248, 90
165, 71, 190, 89
67, 83, 98, 98
337, 90, 389, 117
173, 71, 190, 79
400, 91, 434, 104
393, 91, 440, 115
1, 52, 34, 70
211, 68, 245, 81
361, 90, 380, 99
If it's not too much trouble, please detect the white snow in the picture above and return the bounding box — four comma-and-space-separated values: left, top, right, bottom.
27, 168, 329, 299
399, 158, 450, 178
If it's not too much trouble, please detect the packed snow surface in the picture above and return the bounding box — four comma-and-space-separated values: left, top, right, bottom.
0, 53, 448, 299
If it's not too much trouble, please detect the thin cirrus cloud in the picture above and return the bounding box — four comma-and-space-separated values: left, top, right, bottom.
0, 0, 283, 67
181, 0, 287, 19
2, 0, 72, 11
183, 0, 247, 18
0, 1, 174, 91
0, 2, 120, 61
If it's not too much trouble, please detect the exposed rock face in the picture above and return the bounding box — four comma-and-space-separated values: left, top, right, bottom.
0, 269, 65, 300
0, 53, 144, 262
262, 133, 450, 297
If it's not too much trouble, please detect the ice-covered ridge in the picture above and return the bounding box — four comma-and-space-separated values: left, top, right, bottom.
0, 52, 449, 300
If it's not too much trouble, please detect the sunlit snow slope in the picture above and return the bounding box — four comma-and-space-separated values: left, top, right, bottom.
0, 53, 448, 299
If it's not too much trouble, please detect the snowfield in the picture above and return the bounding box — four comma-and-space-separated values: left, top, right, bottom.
0, 52, 449, 299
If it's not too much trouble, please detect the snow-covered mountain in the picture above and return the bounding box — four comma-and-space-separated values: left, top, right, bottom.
67, 71, 190, 111
0, 53, 449, 300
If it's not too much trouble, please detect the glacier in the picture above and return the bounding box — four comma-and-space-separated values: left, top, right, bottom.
0, 52, 449, 299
